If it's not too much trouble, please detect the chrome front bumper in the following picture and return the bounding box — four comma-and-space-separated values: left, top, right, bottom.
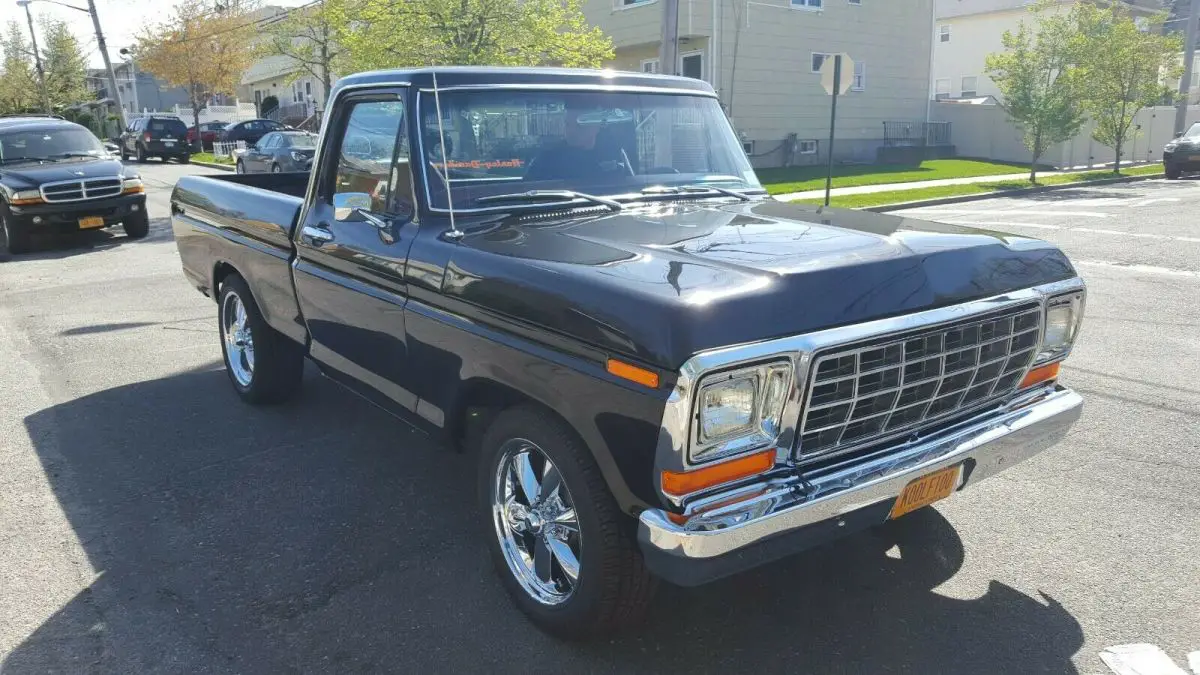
638, 385, 1083, 586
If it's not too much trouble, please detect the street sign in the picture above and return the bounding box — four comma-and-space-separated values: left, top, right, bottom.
820, 53, 855, 96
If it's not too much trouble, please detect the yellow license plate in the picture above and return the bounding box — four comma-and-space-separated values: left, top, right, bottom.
79, 217, 105, 229
890, 464, 961, 519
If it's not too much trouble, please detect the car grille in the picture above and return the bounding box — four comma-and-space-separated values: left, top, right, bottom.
40, 177, 124, 203
797, 304, 1043, 460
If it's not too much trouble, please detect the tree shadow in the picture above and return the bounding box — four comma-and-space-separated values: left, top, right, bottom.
3, 365, 1084, 674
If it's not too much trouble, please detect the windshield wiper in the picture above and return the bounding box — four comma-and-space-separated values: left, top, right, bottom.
640, 184, 752, 201
52, 151, 101, 159
0, 157, 58, 165
476, 190, 624, 212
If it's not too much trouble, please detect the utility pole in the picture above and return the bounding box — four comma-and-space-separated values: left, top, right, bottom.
659, 0, 679, 76
16, 0, 51, 113
86, 0, 125, 123
1175, 0, 1200, 136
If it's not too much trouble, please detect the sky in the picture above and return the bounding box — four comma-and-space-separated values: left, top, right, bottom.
0, 0, 311, 69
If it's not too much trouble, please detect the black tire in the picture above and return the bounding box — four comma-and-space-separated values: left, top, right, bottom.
217, 274, 304, 405
271, 163, 281, 173
1165, 164, 1182, 180
478, 405, 656, 639
120, 147, 129, 162
235, 160, 245, 174
136, 144, 147, 163
1, 209, 32, 255
180, 154, 191, 164
123, 210, 150, 239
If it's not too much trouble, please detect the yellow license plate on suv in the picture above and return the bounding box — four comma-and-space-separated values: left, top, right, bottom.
78, 217, 105, 229
890, 464, 961, 519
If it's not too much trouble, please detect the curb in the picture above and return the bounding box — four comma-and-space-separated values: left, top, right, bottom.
864, 171, 1164, 212
191, 160, 235, 172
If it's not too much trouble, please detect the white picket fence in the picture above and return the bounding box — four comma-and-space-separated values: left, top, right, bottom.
123, 102, 258, 128
212, 141, 247, 159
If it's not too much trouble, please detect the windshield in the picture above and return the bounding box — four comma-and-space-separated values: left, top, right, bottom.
1185, 124, 1200, 140
420, 90, 761, 209
288, 134, 317, 148
0, 127, 106, 163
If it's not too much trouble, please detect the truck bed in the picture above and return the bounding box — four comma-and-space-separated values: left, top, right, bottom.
170, 172, 309, 345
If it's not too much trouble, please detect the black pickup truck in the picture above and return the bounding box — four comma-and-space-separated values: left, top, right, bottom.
1, 116, 149, 255
171, 67, 1085, 638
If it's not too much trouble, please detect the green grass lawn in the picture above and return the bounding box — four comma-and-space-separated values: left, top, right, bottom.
192, 152, 234, 166
792, 165, 1164, 209
758, 159, 1039, 195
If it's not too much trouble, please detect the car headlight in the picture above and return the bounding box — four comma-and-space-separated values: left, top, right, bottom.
1037, 291, 1084, 364
291, 151, 306, 161
122, 177, 144, 195
1165, 142, 1178, 152
692, 361, 793, 463
10, 189, 43, 205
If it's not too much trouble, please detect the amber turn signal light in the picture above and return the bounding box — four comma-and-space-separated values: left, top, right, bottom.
122, 185, 145, 195
606, 358, 659, 389
9, 197, 43, 206
661, 449, 776, 497
1021, 361, 1060, 389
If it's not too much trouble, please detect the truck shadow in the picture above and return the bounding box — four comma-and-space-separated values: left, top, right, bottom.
5, 366, 1084, 674
2, 218, 173, 262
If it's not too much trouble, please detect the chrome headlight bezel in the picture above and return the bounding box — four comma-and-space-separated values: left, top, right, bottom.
689, 360, 794, 464
1036, 290, 1085, 365
13, 189, 41, 201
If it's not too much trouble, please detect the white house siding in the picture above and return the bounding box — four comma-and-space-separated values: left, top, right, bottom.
585, 0, 934, 167
931, 5, 1042, 102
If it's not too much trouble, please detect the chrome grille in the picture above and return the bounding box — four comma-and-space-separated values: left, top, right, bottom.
797, 305, 1042, 460
40, 177, 123, 203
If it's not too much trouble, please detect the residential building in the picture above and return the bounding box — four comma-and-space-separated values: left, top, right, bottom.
583, 0, 936, 166
932, 0, 1159, 103
237, 5, 332, 125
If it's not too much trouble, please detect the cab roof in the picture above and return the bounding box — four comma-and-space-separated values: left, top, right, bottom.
332, 66, 716, 98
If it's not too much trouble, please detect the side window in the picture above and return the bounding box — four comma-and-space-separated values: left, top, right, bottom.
262, 133, 279, 149
330, 98, 411, 217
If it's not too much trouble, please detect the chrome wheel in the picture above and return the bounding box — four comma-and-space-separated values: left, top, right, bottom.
492, 439, 581, 606
221, 291, 255, 387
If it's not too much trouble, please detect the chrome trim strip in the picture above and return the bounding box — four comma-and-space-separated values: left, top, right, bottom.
39, 176, 123, 203
654, 277, 1085, 507
417, 83, 719, 97
640, 385, 1083, 561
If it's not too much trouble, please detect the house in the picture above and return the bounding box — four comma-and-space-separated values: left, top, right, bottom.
237, 5, 332, 125
931, 0, 1159, 103
582, 0, 937, 166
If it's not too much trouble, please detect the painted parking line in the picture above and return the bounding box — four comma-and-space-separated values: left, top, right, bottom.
1074, 260, 1200, 278
935, 220, 1200, 244
1099, 644, 1196, 675
904, 209, 1113, 217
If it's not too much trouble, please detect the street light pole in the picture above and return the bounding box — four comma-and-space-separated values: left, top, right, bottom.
120, 48, 139, 115
1175, 0, 1200, 136
16, 0, 51, 113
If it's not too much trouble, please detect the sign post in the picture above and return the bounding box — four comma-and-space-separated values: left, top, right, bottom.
819, 53, 855, 207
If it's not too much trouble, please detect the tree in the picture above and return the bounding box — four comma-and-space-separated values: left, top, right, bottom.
39, 17, 90, 112
258, 0, 347, 105
986, 5, 1085, 183
260, 94, 279, 116
136, 0, 258, 149
335, 0, 613, 72
1070, 4, 1182, 173
0, 21, 39, 115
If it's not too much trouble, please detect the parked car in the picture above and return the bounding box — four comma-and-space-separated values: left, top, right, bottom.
1162, 122, 1200, 179
234, 131, 317, 174
120, 115, 190, 163
1, 117, 148, 254
218, 119, 288, 147
186, 121, 228, 152
170, 67, 1085, 638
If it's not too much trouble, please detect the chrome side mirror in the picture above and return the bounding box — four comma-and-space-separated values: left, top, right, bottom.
332, 192, 388, 229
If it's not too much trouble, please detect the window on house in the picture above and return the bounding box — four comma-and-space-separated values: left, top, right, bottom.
305, 81, 312, 96
935, 79, 951, 100
641, 59, 660, 74
621, 0, 653, 6
939, 25, 951, 42
681, 52, 704, 80
848, 0, 861, 4
742, 140, 754, 155
853, 61, 866, 91
791, 0, 822, 7
961, 76, 978, 98
811, 52, 833, 73
798, 140, 818, 154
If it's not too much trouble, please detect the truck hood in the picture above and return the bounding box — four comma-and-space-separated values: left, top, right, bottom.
1, 158, 128, 190
445, 200, 1076, 369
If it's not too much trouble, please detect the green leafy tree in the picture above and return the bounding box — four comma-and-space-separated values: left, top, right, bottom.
336, 0, 614, 71
1070, 4, 1182, 173
986, 6, 1085, 184
258, 0, 347, 105
0, 21, 39, 115
39, 17, 90, 112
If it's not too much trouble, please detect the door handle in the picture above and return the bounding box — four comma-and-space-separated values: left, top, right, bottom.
301, 224, 335, 245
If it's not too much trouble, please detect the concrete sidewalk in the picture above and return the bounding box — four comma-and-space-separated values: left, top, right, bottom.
770, 163, 1157, 202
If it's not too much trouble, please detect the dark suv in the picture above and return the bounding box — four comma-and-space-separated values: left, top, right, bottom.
1, 117, 148, 255
121, 116, 191, 163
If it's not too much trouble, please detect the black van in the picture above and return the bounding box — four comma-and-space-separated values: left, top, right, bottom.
120, 116, 191, 164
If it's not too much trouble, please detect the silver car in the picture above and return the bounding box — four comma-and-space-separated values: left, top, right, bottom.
235, 131, 317, 174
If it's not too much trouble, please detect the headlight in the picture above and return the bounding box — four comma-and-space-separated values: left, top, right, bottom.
122, 177, 144, 195
10, 189, 43, 205
1037, 291, 1084, 364
692, 361, 793, 463
291, 151, 306, 161
1165, 142, 1178, 152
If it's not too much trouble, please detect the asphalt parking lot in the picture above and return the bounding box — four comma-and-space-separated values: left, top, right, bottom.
1, 165, 1196, 674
